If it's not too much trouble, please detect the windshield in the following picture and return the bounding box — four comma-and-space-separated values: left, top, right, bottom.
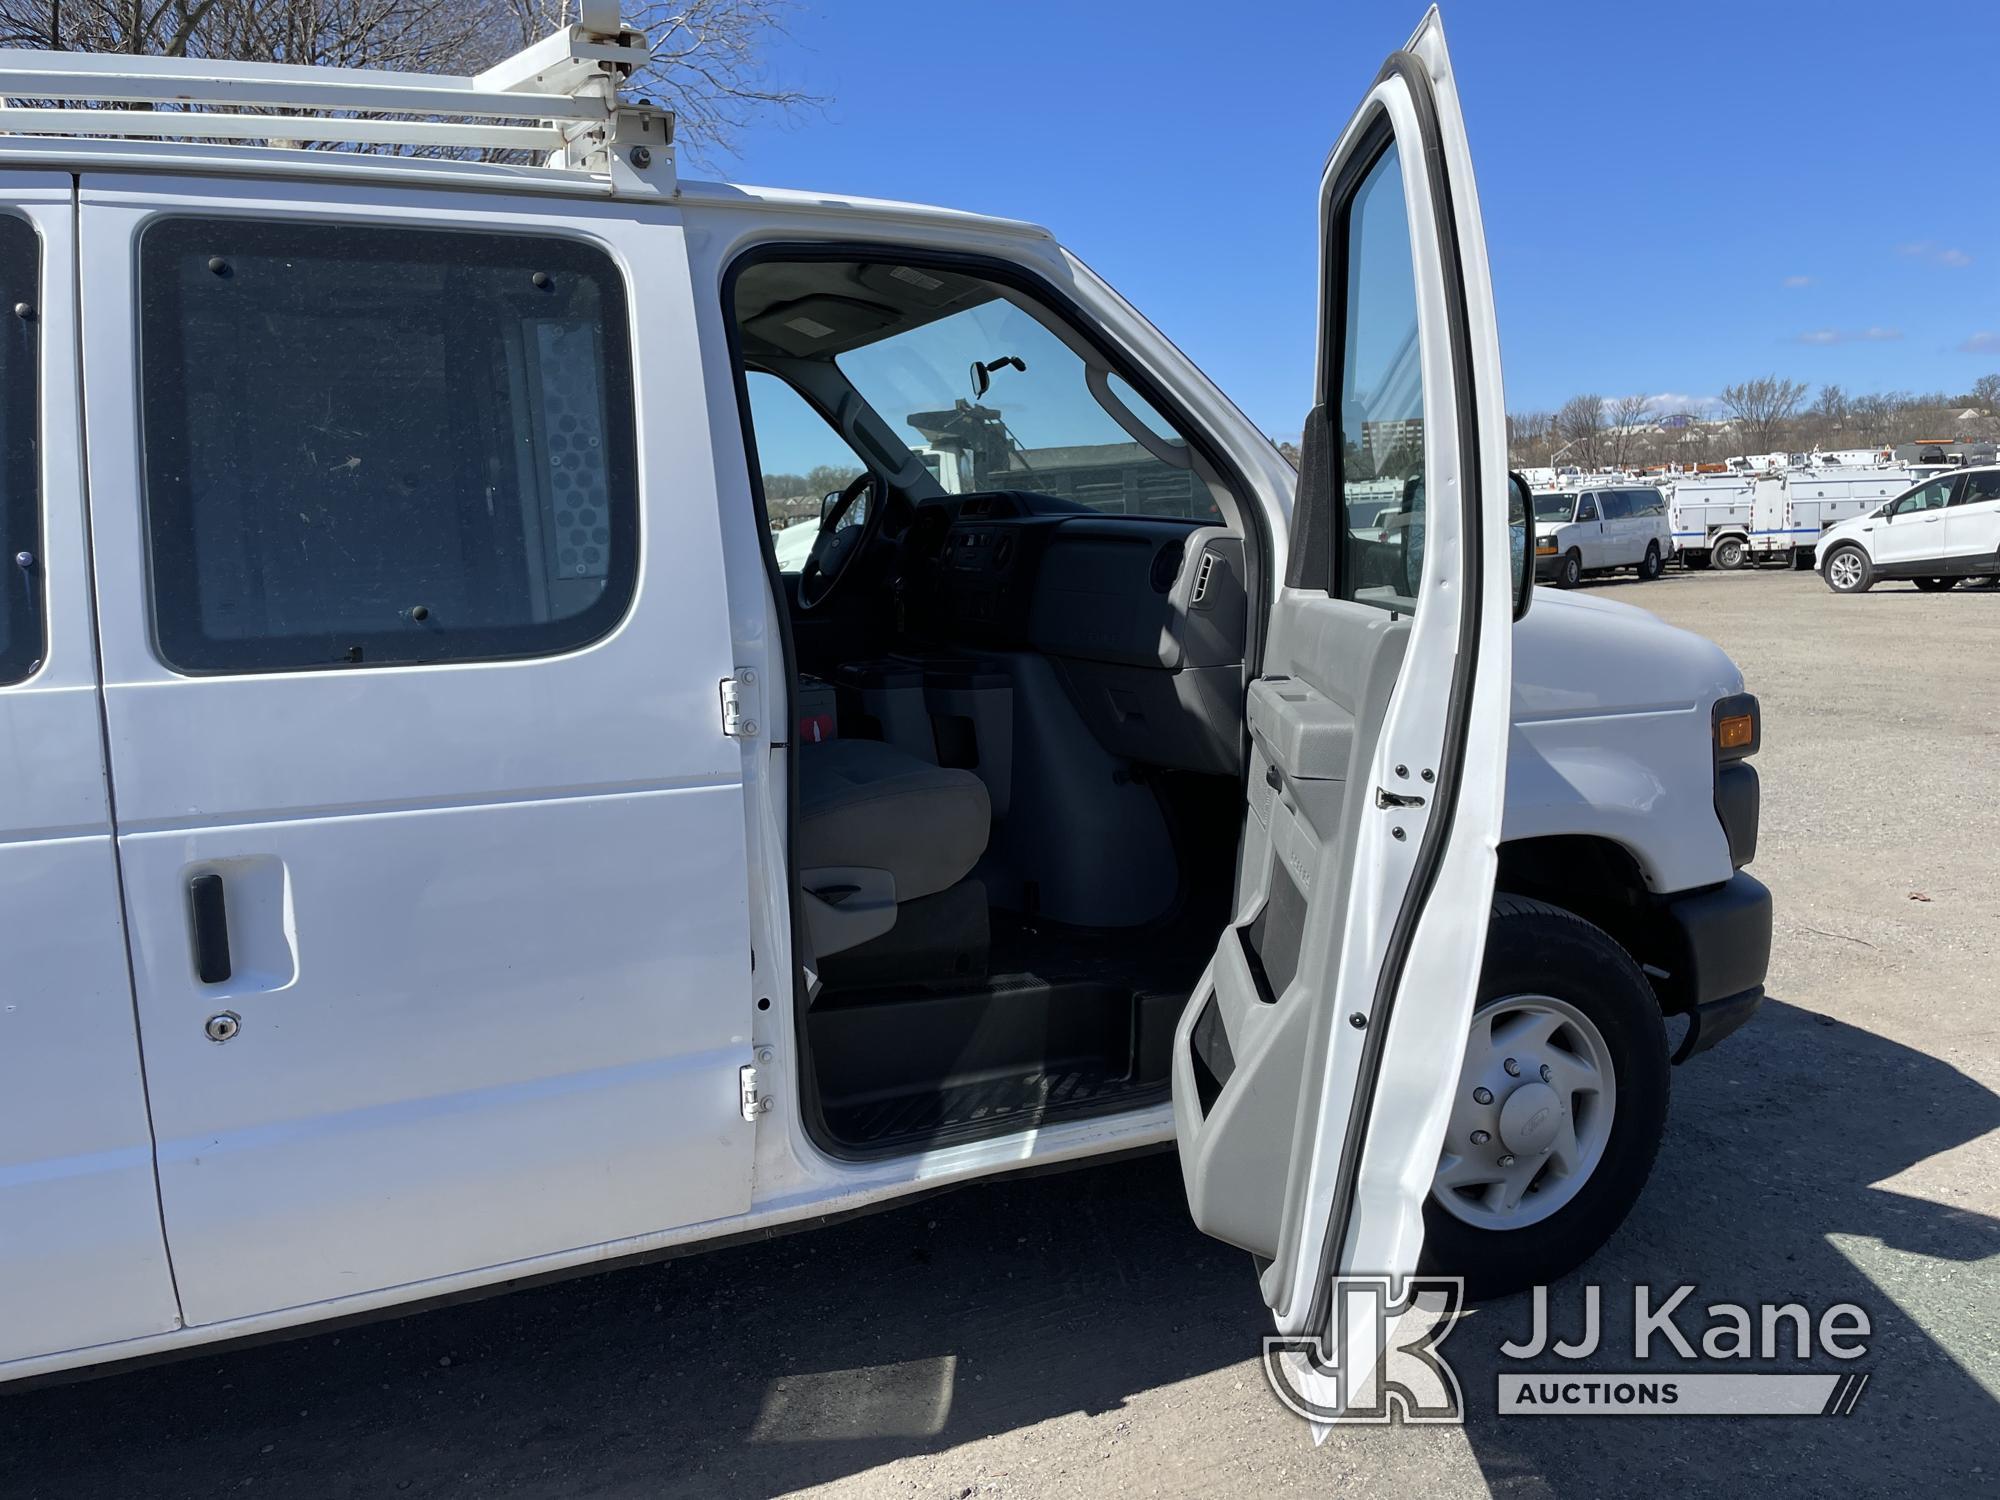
835, 288, 1216, 520
1533, 492, 1578, 523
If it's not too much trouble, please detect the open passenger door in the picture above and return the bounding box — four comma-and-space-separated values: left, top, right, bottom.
1171, 9, 1515, 1416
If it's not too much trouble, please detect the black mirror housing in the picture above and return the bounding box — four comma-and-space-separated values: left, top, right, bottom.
1508, 471, 1534, 621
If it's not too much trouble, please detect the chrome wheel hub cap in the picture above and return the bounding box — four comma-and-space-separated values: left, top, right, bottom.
1830, 554, 1861, 589
1432, 994, 1617, 1230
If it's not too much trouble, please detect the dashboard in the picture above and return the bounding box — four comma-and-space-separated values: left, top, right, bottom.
902, 491, 1248, 775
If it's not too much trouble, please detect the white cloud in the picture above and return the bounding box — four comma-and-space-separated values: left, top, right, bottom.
1959, 332, 2000, 354
1782, 274, 1814, 288
1896, 241, 1972, 268
1631, 392, 1718, 415
1792, 327, 1902, 345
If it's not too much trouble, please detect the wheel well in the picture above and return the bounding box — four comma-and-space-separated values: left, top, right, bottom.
1495, 835, 1691, 1013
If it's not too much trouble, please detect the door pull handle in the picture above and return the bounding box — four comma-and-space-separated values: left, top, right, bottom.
188, 872, 232, 985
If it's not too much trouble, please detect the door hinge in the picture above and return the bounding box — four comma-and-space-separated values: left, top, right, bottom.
739, 1064, 772, 1121
720, 668, 760, 739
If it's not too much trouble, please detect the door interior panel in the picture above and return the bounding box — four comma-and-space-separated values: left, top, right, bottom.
1174, 597, 1409, 1302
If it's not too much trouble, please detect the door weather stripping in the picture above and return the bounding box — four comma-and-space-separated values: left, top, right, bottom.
720, 669, 760, 739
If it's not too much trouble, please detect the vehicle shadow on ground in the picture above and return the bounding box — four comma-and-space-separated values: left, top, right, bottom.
1, 999, 1993, 1499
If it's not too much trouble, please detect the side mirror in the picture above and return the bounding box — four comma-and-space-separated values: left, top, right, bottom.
820, 490, 843, 525
1508, 471, 1534, 622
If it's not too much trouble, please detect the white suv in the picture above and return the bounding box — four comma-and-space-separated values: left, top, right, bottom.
1817, 466, 2000, 592
1533, 485, 1673, 587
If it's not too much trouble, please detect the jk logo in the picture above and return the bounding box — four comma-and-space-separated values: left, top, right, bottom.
1263, 1276, 1468, 1425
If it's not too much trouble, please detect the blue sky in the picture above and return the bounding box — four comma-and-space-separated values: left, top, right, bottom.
714, 0, 2000, 451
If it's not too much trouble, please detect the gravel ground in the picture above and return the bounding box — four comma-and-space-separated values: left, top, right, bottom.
3, 567, 1996, 1499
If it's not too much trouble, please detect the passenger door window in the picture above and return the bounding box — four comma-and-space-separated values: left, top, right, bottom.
139, 219, 638, 673
1577, 496, 1599, 522
1893, 479, 1953, 515
1332, 139, 1427, 608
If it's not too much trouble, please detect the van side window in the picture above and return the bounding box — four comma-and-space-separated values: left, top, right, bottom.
138, 219, 638, 673
1600, 492, 1630, 520
0, 214, 41, 685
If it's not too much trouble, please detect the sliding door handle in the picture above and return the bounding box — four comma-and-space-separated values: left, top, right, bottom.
188, 872, 232, 985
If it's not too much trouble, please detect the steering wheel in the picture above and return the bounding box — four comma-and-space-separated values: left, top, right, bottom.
797, 471, 885, 611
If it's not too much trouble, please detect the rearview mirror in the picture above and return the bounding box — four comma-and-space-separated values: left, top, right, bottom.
1509, 472, 1534, 622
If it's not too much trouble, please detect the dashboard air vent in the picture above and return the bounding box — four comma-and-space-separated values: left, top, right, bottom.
1191, 549, 1217, 605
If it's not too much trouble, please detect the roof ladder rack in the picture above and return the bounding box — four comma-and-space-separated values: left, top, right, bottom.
0, 1, 673, 194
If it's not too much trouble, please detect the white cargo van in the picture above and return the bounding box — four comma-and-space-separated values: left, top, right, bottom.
0, 7, 1768, 1392
1531, 484, 1673, 586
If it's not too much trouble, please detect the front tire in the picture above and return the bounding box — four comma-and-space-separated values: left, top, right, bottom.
1556, 549, 1583, 589
1636, 541, 1663, 580
1713, 536, 1747, 570
1823, 544, 1873, 593
1913, 576, 1956, 592
1420, 898, 1670, 1300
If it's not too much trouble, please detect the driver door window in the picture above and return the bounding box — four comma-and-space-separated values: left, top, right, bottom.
743, 371, 866, 575
1894, 478, 1953, 515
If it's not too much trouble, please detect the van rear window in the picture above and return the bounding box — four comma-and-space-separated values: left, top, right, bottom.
0, 214, 40, 684
138, 218, 638, 673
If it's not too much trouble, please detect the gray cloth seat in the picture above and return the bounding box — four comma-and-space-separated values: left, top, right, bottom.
797, 737, 990, 902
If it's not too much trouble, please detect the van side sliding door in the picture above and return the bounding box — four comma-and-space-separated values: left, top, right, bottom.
78, 178, 760, 1328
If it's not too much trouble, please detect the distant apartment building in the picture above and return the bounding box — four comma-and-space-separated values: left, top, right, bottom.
1361, 416, 1424, 474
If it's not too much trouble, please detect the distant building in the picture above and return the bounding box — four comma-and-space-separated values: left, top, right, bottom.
1360, 417, 1424, 473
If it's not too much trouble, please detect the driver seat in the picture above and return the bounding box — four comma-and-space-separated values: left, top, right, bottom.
796, 737, 991, 960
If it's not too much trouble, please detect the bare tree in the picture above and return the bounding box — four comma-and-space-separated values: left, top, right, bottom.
1809, 383, 1849, 447
1554, 393, 1604, 469
1605, 394, 1654, 469
1973, 374, 2000, 410
1718, 376, 1809, 453
1848, 391, 1895, 445
0, 0, 818, 160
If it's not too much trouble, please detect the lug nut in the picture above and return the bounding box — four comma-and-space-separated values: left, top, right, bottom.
1540, 1063, 1552, 1082
1472, 1086, 1493, 1105
1497, 1153, 1516, 1168
1470, 1129, 1491, 1145
1504, 1057, 1521, 1077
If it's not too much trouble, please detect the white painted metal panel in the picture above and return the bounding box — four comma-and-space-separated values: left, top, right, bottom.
79, 175, 757, 1326
0, 174, 182, 1363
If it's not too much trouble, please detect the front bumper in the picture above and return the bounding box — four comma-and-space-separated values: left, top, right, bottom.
1533, 552, 1562, 580
1655, 871, 1771, 1064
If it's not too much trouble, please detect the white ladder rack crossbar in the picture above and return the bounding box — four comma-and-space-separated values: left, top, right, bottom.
0, 20, 667, 167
